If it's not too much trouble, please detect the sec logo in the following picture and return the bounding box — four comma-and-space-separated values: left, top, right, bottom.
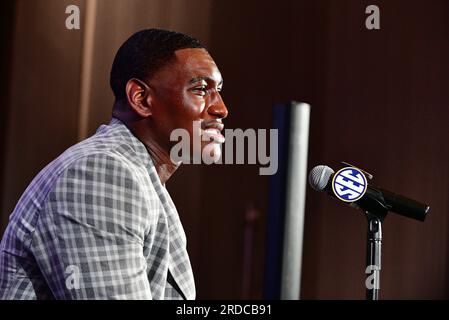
332, 167, 368, 202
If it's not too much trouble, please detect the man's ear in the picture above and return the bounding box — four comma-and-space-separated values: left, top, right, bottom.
125, 78, 153, 118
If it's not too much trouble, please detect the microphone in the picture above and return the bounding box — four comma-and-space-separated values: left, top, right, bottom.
309, 165, 430, 221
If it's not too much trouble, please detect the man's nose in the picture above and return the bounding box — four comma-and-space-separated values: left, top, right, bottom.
208, 95, 228, 119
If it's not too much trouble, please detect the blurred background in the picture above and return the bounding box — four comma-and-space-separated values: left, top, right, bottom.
0, 0, 448, 299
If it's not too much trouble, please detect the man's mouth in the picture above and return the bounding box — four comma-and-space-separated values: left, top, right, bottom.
202, 121, 225, 143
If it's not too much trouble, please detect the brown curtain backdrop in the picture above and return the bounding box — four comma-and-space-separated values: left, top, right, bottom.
1, 0, 448, 299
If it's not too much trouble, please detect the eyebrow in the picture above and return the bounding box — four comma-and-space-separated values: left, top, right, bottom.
189, 76, 223, 86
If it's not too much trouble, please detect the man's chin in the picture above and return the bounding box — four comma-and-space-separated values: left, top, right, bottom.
170, 142, 223, 164
200, 142, 222, 164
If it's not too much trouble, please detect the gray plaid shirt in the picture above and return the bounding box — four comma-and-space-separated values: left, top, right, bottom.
0, 118, 196, 299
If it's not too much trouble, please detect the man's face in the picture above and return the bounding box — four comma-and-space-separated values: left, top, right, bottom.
147, 48, 228, 162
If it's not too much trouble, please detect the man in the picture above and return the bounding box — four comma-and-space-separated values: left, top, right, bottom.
0, 29, 228, 299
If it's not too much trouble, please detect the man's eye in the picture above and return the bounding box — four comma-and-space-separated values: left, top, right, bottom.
193, 86, 207, 95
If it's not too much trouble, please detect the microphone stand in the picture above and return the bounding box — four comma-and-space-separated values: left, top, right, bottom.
356, 193, 389, 300
365, 213, 382, 300
331, 163, 428, 300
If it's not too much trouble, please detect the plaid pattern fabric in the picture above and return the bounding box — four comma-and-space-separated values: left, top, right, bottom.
0, 118, 195, 299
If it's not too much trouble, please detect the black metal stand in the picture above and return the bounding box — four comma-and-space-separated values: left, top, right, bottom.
356, 189, 389, 300
365, 213, 382, 300
335, 163, 429, 300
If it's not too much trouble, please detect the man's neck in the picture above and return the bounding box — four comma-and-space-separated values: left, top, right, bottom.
143, 140, 179, 186
113, 108, 179, 185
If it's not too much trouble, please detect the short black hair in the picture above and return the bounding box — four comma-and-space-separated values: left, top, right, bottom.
110, 28, 205, 101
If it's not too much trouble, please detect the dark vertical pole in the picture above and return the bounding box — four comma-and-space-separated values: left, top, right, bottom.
264, 101, 310, 299
263, 103, 291, 299
366, 216, 382, 300
0, 0, 16, 234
